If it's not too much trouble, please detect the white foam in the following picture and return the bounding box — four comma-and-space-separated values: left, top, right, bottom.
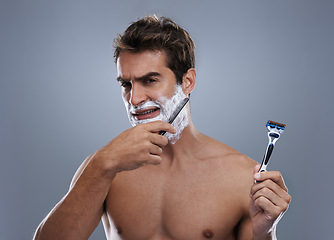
124, 85, 189, 144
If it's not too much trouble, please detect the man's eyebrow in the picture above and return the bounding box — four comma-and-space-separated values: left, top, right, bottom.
135, 72, 161, 81
117, 72, 161, 82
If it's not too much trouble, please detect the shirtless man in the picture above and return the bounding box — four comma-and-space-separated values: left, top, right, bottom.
34, 15, 291, 240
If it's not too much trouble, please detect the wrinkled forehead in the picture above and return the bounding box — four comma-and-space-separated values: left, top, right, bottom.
116, 50, 169, 79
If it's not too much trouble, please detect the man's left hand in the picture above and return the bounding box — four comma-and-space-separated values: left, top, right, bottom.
249, 165, 291, 239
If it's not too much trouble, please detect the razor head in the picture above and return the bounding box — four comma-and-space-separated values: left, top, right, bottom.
266, 120, 286, 136
267, 120, 286, 130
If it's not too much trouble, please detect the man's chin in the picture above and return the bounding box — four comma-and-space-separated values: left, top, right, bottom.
129, 115, 187, 145
129, 115, 165, 126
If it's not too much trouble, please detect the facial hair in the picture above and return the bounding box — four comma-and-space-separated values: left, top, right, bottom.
124, 85, 189, 144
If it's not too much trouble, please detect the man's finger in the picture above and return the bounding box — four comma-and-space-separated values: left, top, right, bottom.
253, 196, 283, 221
149, 134, 169, 148
251, 186, 289, 208
145, 154, 163, 166
254, 164, 261, 174
149, 144, 163, 156
143, 121, 177, 134
254, 170, 288, 192
251, 179, 289, 200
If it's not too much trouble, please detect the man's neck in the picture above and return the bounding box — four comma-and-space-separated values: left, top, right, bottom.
162, 122, 203, 164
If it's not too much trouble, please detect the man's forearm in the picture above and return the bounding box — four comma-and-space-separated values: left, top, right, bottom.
253, 226, 277, 240
34, 156, 116, 240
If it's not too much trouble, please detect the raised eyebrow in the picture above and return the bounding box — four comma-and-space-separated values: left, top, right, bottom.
117, 72, 161, 83
135, 72, 162, 82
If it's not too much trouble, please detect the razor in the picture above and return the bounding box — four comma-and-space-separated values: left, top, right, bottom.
159, 97, 189, 136
259, 120, 286, 173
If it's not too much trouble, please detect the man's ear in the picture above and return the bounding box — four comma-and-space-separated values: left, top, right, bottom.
182, 68, 196, 95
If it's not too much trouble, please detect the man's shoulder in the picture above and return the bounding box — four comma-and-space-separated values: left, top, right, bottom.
197, 134, 257, 203
198, 134, 257, 181
201, 134, 257, 166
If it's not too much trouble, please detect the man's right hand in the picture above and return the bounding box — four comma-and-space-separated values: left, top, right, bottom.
93, 120, 176, 175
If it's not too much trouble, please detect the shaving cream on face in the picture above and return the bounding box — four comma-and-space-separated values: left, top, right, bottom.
124, 85, 189, 144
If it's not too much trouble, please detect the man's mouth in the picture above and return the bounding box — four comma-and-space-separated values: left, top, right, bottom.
132, 107, 160, 120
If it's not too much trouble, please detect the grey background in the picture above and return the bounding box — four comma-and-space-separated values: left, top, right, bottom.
1, 0, 333, 239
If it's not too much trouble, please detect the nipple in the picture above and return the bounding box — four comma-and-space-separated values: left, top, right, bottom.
116, 226, 123, 235
202, 229, 214, 239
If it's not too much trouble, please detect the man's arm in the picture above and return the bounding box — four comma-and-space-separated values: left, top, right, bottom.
236, 216, 277, 240
33, 121, 176, 240
33, 153, 113, 239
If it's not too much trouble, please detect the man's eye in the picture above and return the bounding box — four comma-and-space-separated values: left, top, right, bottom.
120, 82, 131, 88
145, 79, 157, 84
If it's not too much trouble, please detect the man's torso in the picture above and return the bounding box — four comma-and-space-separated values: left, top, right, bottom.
102, 138, 255, 240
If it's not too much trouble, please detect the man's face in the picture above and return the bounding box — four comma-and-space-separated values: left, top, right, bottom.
116, 50, 189, 143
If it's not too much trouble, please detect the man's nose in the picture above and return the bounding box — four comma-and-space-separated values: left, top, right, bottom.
129, 83, 147, 106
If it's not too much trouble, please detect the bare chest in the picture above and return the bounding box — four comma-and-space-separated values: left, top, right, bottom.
105, 165, 244, 240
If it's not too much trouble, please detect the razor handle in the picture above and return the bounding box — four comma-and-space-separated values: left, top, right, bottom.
259, 143, 274, 172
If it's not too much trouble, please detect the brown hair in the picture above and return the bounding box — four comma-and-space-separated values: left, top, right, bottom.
114, 15, 195, 84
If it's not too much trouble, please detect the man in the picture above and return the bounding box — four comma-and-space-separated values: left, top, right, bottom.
34, 15, 291, 240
